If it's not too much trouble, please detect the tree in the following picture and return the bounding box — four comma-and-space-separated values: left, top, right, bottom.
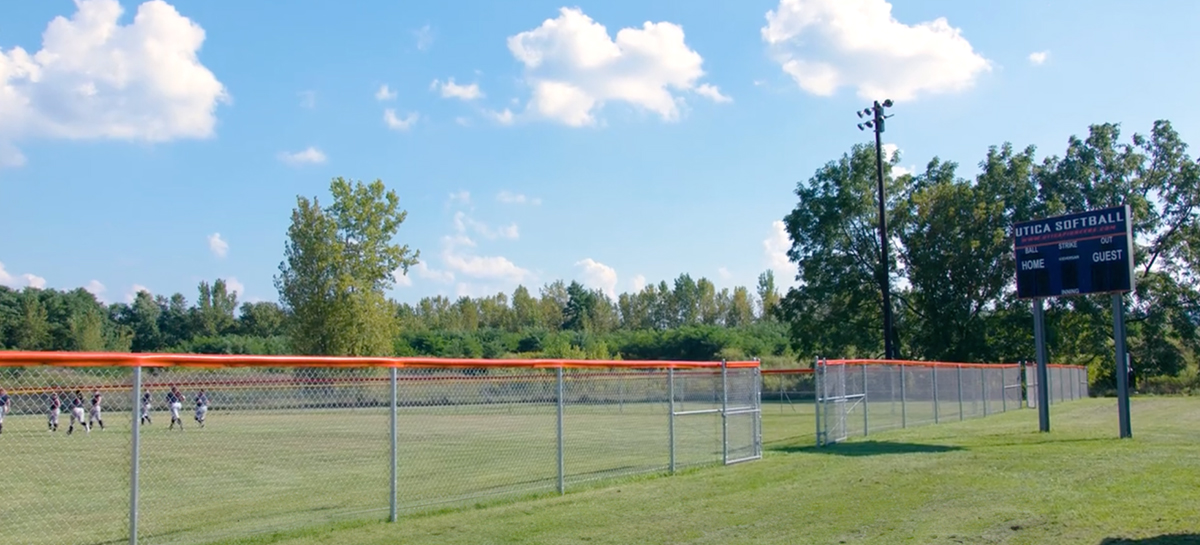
275, 177, 419, 356
194, 279, 239, 337
14, 290, 52, 350
237, 301, 287, 337
756, 270, 780, 321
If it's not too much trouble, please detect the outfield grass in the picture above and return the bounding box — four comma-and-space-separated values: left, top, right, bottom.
0, 401, 746, 545
207, 397, 1200, 545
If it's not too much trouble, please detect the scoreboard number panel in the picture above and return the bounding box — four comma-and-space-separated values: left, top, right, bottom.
1014, 205, 1135, 299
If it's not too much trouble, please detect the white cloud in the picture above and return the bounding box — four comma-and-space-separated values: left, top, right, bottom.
0, 0, 228, 165
454, 211, 519, 240
455, 116, 472, 127
881, 143, 899, 161
443, 248, 530, 283
695, 83, 732, 103
278, 146, 327, 165
298, 90, 316, 109
432, 78, 484, 101
448, 190, 471, 205
486, 108, 516, 125
1028, 51, 1049, 65
0, 262, 45, 289
224, 277, 244, 298
631, 274, 647, 292
0, 142, 26, 168
126, 284, 151, 303
84, 280, 106, 296
375, 84, 397, 101
764, 220, 793, 284
22, 273, 46, 289
392, 269, 413, 287
507, 7, 720, 126
497, 191, 542, 205
207, 232, 229, 258
384, 109, 419, 131
576, 258, 618, 298
717, 267, 733, 281
892, 165, 913, 177
762, 0, 991, 101
412, 261, 454, 284
414, 24, 434, 51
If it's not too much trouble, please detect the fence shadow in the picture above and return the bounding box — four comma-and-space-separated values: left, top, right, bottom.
772, 441, 964, 456
1099, 535, 1200, 544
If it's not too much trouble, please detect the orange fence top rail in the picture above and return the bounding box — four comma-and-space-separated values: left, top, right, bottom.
822, 359, 1086, 370
0, 351, 759, 370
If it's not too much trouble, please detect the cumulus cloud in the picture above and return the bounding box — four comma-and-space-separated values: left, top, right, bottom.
85, 280, 106, 296
486, 108, 516, 125
881, 143, 899, 161
0, 0, 228, 166
576, 258, 618, 298
448, 190, 471, 205
631, 274, 647, 292
412, 261, 454, 284
1028, 51, 1049, 65
0, 262, 45, 289
718, 267, 733, 281
224, 277, 244, 298
278, 147, 326, 165
414, 24, 434, 51
507, 7, 724, 126
384, 109, 419, 131
375, 84, 397, 101
126, 284, 151, 303
762, 0, 991, 101
438, 211, 530, 284
497, 191, 542, 205
454, 211, 519, 240
764, 220, 794, 284
431, 78, 484, 101
207, 232, 228, 258
695, 83, 732, 103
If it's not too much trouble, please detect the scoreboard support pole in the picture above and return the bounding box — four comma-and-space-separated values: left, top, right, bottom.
1032, 298, 1051, 432
1113, 295, 1132, 438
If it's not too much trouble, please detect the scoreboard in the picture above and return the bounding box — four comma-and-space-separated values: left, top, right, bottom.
1014, 205, 1135, 299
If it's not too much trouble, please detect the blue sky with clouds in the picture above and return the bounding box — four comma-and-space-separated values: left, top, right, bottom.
1, 0, 1197, 306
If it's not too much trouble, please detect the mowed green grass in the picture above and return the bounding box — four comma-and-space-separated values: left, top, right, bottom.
0, 400, 755, 545
204, 397, 1200, 545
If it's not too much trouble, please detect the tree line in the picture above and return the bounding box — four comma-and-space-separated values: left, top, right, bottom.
4, 122, 1198, 393
779, 120, 1200, 391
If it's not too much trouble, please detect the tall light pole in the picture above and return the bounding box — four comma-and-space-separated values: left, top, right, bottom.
857, 99, 897, 360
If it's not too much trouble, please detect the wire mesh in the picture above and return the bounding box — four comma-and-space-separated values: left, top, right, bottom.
815, 360, 1084, 447
0, 356, 760, 545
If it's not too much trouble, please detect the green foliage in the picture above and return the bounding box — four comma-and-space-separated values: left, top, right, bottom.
276, 177, 419, 356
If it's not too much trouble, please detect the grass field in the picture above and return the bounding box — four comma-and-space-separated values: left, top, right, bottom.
200, 397, 1199, 545
0, 399, 760, 545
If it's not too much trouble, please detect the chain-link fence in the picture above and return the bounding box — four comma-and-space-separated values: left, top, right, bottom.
1027, 363, 1090, 407
815, 359, 1088, 446
0, 353, 761, 545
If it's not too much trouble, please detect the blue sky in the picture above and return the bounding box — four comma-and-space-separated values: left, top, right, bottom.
1, 0, 1197, 306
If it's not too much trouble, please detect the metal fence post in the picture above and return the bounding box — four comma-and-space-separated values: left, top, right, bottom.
956, 365, 964, 421
932, 366, 939, 424
1002, 368, 1008, 412
899, 364, 907, 428
721, 360, 729, 465
389, 366, 398, 522
861, 364, 869, 437
668, 367, 676, 474
814, 358, 823, 447
130, 366, 142, 545
982, 368, 989, 416
556, 366, 565, 495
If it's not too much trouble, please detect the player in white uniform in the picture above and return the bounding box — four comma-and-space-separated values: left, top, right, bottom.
140, 391, 153, 425
167, 387, 184, 430
194, 389, 209, 428
0, 387, 9, 435
68, 390, 88, 435
48, 392, 61, 432
88, 389, 105, 431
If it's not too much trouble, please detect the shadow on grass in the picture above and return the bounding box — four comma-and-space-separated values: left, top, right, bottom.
1100, 535, 1200, 544
772, 440, 963, 456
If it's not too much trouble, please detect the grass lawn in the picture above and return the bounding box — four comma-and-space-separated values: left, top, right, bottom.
209, 397, 1200, 545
